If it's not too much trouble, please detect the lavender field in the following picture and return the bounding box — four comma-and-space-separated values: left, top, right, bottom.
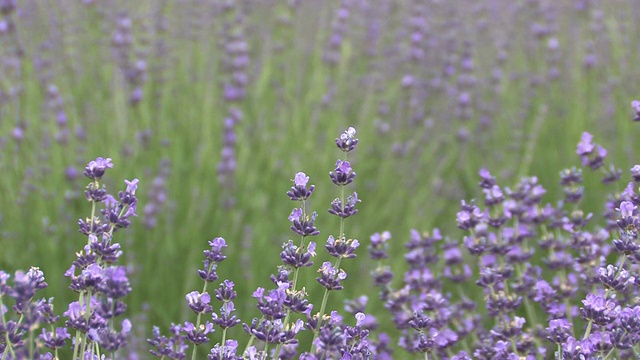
2, 0, 640, 359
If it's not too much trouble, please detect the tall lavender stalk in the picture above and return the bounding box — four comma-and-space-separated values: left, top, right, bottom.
309, 127, 361, 354
240, 172, 319, 358
217, 1, 249, 209
66, 157, 138, 359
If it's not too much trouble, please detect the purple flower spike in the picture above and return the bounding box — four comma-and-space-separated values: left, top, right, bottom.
631, 165, 640, 182
186, 291, 213, 314
183, 321, 214, 345
632, 100, 640, 121
98, 266, 131, 299
576, 132, 594, 156
281, 240, 316, 268
580, 293, 619, 326
316, 262, 347, 290
208, 339, 240, 359
214, 279, 237, 302
456, 201, 484, 230
295, 172, 309, 187
328, 192, 360, 218
478, 168, 496, 189
212, 301, 241, 329
576, 132, 607, 170
287, 172, 315, 201
483, 185, 504, 206
546, 318, 572, 344
329, 159, 356, 186
325, 235, 359, 259
84, 157, 114, 180
336, 127, 359, 152
40, 327, 71, 350
148, 324, 188, 358
64, 301, 89, 332
204, 237, 228, 263
618, 201, 636, 218
124, 178, 139, 195
289, 209, 320, 237
368, 231, 391, 260
289, 208, 303, 222
598, 265, 635, 292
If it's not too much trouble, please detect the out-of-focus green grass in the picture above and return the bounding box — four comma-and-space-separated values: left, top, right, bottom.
1, 0, 640, 352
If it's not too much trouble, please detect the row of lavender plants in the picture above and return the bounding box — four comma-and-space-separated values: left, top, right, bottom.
5, 118, 640, 359
2, 2, 639, 333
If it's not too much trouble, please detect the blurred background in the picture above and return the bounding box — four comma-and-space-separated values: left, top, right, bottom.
0, 0, 639, 355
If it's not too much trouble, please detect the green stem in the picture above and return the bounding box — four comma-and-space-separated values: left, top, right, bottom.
310, 257, 342, 353
310, 288, 332, 352
0, 294, 14, 360
582, 319, 593, 341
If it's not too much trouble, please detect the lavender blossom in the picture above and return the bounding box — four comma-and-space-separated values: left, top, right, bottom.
316, 262, 347, 291
633, 100, 640, 122
287, 172, 315, 201
335, 127, 358, 152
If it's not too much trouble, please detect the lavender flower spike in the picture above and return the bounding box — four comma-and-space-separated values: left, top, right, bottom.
84, 157, 114, 180
287, 172, 315, 201
632, 100, 640, 121
329, 160, 356, 186
618, 201, 636, 218
186, 291, 213, 314
336, 126, 359, 152
316, 261, 347, 290
576, 132, 594, 156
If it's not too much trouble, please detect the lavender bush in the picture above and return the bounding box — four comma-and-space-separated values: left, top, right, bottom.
6, 119, 640, 359
140, 124, 640, 359
1, 157, 138, 359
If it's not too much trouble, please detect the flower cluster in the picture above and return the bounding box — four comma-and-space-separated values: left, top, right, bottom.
365, 130, 640, 358
148, 127, 370, 359
10, 125, 640, 360
1, 157, 138, 359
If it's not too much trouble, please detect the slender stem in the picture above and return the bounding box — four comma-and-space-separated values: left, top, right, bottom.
310, 256, 343, 352
582, 320, 593, 341
310, 288, 332, 351
0, 295, 14, 359
244, 335, 256, 354
221, 328, 227, 348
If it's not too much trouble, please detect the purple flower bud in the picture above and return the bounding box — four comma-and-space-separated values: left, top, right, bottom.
330, 159, 356, 186
576, 132, 594, 156
478, 168, 496, 189
316, 261, 347, 290
294, 172, 309, 187
632, 100, 640, 121
289, 208, 303, 222
618, 201, 636, 218
183, 321, 214, 345
287, 172, 315, 201
84, 157, 113, 180
631, 165, 640, 182
124, 178, 139, 195
336, 127, 358, 152
186, 291, 213, 314
40, 327, 71, 350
